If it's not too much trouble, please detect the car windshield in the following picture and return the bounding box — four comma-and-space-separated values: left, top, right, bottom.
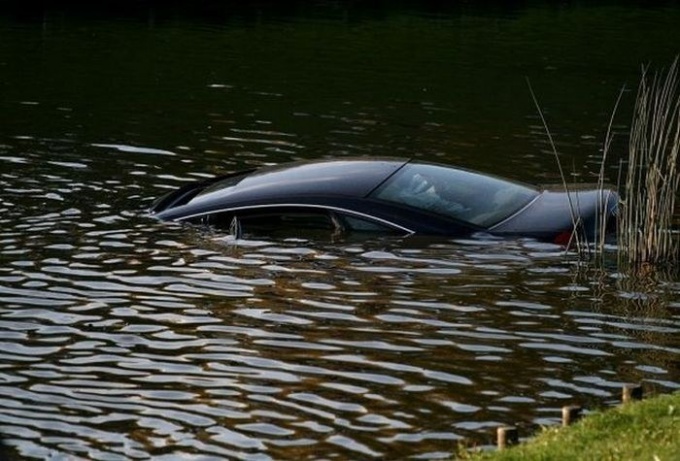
371, 163, 539, 227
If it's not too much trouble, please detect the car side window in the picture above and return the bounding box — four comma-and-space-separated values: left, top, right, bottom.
188, 207, 403, 237
239, 210, 337, 235
341, 215, 392, 232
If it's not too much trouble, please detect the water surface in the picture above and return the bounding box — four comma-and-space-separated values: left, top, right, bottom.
1, 2, 679, 459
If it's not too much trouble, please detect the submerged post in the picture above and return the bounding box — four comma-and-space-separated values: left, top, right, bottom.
622, 384, 643, 403
562, 405, 583, 426
496, 426, 518, 450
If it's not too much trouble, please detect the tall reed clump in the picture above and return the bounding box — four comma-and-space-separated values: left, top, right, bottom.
618, 57, 680, 268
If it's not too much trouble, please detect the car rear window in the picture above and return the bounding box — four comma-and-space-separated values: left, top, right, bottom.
371, 163, 538, 227
194, 172, 250, 199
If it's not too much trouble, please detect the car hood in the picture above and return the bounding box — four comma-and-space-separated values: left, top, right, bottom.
489, 188, 619, 240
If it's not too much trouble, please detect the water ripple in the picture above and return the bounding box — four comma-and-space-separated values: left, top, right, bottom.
1, 142, 679, 460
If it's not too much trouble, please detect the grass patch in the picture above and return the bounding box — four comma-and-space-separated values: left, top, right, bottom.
459, 392, 680, 461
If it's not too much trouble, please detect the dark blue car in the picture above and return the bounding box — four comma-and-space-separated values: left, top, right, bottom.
150, 157, 618, 243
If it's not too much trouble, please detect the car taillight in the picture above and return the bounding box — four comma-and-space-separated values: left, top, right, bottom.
554, 231, 572, 246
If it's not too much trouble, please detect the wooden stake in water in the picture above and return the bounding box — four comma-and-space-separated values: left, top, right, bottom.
622, 384, 643, 403
496, 426, 518, 450
562, 405, 583, 426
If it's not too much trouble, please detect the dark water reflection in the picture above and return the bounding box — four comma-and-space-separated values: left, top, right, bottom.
2, 2, 680, 459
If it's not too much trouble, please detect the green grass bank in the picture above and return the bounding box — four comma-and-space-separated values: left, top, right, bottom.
459, 391, 680, 461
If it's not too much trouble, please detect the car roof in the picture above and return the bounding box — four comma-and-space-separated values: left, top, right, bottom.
186, 157, 409, 208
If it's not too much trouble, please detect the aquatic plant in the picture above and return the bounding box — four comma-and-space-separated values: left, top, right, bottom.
526, 79, 586, 255
530, 57, 680, 269
617, 57, 680, 268
526, 79, 616, 258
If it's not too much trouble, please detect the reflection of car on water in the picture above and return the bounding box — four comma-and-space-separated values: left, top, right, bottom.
150, 157, 618, 243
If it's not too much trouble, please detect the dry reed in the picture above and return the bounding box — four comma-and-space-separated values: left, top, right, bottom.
526, 78, 586, 255
618, 57, 680, 267
528, 57, 680, 269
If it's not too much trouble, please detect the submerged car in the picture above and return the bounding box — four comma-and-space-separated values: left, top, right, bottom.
150, 157, 618, 243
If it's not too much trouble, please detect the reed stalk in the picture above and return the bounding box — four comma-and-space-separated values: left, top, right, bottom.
619, 57, 680, 267
526, 78, 586, 255
592, 88, 626, 264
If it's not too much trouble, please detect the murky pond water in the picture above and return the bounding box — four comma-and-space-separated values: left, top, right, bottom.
1, 2, 680, 459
